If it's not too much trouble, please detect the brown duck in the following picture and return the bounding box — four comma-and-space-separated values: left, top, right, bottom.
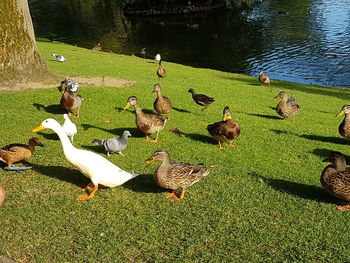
152, 83, 173, 120
321, 151, 350, 211
0, 137, 44, 171
336, 105, 350, 139
145, 150, 210, 201
0, 184, 5, 207
60, 80, 83, 118
207, 106, 241, 150
188, 88, 215, 110
274, 91, 300, 119
124, 96, 167, 143
156, 60, 166, 79
259, 71, 270, 87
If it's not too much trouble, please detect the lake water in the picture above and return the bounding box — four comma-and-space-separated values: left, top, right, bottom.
29, 0, 350, 88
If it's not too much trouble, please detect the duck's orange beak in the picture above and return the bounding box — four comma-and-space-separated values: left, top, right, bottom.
144, 156, 155, 164
32, 124, 44, 132
336, 111, 344, 117
123, 102, 131, 110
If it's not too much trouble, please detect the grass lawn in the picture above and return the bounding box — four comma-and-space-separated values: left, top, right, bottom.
1, 40, 350, 262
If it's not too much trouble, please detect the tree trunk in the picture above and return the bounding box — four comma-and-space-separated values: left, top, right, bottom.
0, 0, 49, 89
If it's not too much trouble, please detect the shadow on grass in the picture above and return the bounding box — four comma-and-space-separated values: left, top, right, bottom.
173, 107, 191, 113
80, 144, 107, 155
249, 172, 339, 204
33, 103, 65, 115
36, 131, 60, 141
247, 113, 282, 120
122, 173, 164, 193
171, 129, 216, 145
32, 164, 89, 188
81, 124, 144, 138
300, 134, 349, 145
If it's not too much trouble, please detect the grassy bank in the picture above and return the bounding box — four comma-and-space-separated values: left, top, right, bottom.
1, 40, 350, 262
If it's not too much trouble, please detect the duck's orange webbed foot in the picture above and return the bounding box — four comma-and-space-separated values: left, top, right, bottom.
77, 184, 98, 200
165, 190, 180, 202
337, 203, 350, 211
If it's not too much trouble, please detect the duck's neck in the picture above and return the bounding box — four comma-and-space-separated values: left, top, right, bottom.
27, 143, 36, 154
333, 157, 347, 172
133, 103, 145, 117
156, 90, 162, 99
344, 113, 350, 121
156, 158, 171, 179
51, 124, 75, 154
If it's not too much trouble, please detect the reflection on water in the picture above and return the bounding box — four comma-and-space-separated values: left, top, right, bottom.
30, 0, 350, 88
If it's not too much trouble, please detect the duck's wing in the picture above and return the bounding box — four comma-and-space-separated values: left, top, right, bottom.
1, 144, 28, 152
169, 162, 207, 187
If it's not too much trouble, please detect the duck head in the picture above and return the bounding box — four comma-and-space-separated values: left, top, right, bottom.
274, 91, 288, 100
322, 151, 347, 171
32, 118, 60, 132
123, 96, 138, 110
28, 137, 45, 147
144, 149, 169, 163
152, 84, 161, 94
222, 106, 232, 121
336, 105, 350, 117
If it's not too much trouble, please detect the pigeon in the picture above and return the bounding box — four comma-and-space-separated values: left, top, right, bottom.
52, 53, 66, 62
62, 114, 77, 143
60, 78, 79, 93
92, 130, 132, 156
155, 53, 161, 62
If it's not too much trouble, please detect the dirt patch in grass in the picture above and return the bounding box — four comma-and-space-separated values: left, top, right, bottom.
0, 75, 136, 92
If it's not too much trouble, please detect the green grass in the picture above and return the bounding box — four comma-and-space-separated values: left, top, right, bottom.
1, 40, 350, 262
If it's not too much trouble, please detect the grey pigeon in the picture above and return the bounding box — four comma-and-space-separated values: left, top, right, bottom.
52, 53, 66, 62
60, 78, 79, 93
92, 130, 132, 156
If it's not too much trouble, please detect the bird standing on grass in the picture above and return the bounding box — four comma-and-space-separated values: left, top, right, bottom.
32, 119, 138, 200
52, 53, 66, 62
207, 106, 240, 150
155, 54, 161, 62
145, 150, 210, 202
62, 114, 77, 144
92, 130, 132, 156
124, 96, 167, 143
321, 151, 350, 211
60, 79, 83, 118
157, 60, 166, 79
336, 105, 350, 139
188, 88, 215, 110
0, 137, 44, 171
274, 91, 300, 119
152, 83, 173, 120
259, 71, 270, 87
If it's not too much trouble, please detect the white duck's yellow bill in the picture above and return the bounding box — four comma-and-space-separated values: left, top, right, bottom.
32, 124, 44, 132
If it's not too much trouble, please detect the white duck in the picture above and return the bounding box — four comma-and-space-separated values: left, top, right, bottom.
32, 118, 139, 200
154, 53, 161, 62
62, 114, 77, 143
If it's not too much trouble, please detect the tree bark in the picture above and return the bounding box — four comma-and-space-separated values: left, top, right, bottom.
0, 0, 49, 88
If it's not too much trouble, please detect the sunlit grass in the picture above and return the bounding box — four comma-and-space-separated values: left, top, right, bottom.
0, 41, 350, 262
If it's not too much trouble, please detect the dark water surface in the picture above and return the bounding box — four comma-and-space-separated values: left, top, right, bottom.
30, 0, 350, 88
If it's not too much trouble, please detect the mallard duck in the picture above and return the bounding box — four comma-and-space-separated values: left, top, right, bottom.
152, 83, 173, 120
207, 106, 241, 150
321, 151, 350, 211
144, 150, 210, 201
259, 71, 270, 87
188, 88, 215, 110
0, 184, 5, 207
274, 91, 300, 119
62, 114, 77, 143
60, 80, 83, 118
32, 119, 138, 200
0, 137, 44, 171
124, 96, 167, 143
156, 60, 166, 79
336, 105, 350, 139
